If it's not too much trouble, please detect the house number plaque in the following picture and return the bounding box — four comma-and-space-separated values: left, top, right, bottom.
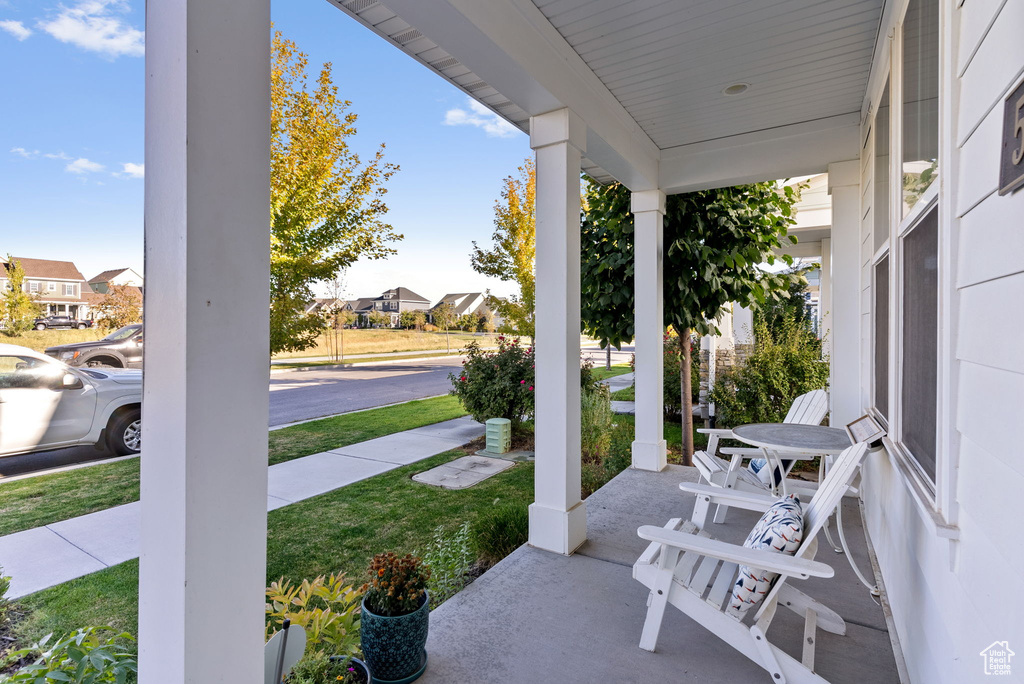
1000, 77, 1024, 195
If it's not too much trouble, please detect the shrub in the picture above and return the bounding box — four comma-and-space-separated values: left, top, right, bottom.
420, 522, 474, 609
265, 573, 362, 658
361, 553, 430, 617
287, 653, 367, 684
581, 385, 613, 463
2, 627, 137, 683
472, 503, 529, 567
582, 421, 634, 498
449, 338, 534, 432
662, 333, 700, 416
710, 318, 828, 426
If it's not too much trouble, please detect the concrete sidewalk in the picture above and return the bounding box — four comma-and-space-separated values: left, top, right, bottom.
0, 416, 484, 599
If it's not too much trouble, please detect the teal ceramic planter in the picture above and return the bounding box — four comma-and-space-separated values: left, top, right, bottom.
360, 592, 429, 684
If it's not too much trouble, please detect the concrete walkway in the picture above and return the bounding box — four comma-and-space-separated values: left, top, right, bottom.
0, 417, 484, 599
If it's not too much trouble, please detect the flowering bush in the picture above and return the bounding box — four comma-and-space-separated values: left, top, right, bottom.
360, 553, 430, 617
449, 337, 534, 432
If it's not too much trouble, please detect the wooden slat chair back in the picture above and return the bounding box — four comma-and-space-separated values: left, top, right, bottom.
693, 389, 829, 523
634, 442, 869, 684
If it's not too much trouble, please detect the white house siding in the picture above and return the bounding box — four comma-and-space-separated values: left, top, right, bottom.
859, 2, 1024, 682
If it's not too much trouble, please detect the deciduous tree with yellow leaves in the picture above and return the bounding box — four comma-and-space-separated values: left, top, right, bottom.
270, 31, 401, 353
470, 158, 535, 341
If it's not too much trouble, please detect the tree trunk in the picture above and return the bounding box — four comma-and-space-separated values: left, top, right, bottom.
678, 325, 694, 466
605, 345, 612, 370
445, 328, 450, 354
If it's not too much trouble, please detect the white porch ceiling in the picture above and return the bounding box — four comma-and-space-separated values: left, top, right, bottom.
329, 0, 885, 191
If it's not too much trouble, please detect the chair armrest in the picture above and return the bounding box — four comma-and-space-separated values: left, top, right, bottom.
697, 428, 735, 438
679, 482, 779, 511
637, 525, 834, 579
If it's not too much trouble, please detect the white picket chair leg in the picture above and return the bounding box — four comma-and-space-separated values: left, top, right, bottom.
639, 546, 681, 652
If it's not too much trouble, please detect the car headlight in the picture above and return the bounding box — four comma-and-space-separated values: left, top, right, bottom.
60, 351, 80, 361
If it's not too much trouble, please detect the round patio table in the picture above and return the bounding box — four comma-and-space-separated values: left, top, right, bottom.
732, 423, 851, 455
732, 422, 877, 595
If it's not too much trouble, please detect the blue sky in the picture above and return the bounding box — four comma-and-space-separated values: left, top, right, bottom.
0, 0, 531, 303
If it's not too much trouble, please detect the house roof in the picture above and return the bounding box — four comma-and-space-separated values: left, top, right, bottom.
433, 293, 487, 316
350, 297, 378, 312
377, 287, 430, 303
90, 268, 131, 284
2, 256, 88, 282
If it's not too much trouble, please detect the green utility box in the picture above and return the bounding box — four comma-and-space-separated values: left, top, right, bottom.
485, 418, 512, 454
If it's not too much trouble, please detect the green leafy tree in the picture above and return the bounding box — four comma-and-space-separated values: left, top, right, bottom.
94, 284, 143, 330
399, 310, 417, 329
471, 159, 535, 340
432, 301, 456, 353
2, 257, 42, 336
582, 181, 802, 462
412, 309, 427, 331
270, 31, 400, 354
367, 310, 390, 328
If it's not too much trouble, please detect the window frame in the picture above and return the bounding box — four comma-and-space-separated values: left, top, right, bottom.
868, 0, 959, 535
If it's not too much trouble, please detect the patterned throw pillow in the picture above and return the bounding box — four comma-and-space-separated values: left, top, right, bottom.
726, 494, 804, 619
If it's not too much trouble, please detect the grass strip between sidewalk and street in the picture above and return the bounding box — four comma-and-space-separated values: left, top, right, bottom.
271, 350, 473, 370
589, 364, 632, 382
15, 448, 535, 645
0, 395, 467, 538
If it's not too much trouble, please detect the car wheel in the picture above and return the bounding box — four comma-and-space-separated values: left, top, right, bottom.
107, 408, 141, 455
86, 357, 121, 368
77, 323, 87, 329
35, 323, 46, 330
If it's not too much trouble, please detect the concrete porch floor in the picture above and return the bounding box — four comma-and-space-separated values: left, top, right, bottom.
420, 465, 900, 683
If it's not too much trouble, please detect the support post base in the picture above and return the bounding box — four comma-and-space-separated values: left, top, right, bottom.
632, 439, 668, 472
528, 500, 587, 554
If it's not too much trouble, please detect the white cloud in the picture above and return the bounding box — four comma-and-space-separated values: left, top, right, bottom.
66, 157, 104, 173
0, 19, 31, 40
443, 99, 519, 139
38, 0, 144, 58
119, 162, 143, 178
11, 147, 38, 158
44, 151, 71, 160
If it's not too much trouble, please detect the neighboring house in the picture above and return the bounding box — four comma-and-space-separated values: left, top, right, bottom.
0, 256, 94, 318
430, 292, 496, 328
89, 267, 144, 294
352, 287, 431, 327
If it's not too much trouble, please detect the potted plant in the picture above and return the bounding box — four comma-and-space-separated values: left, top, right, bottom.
359, 552, 431, 683
286, 652, 371, 683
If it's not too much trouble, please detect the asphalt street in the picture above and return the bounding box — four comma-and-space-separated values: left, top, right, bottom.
1, 345, 635, 478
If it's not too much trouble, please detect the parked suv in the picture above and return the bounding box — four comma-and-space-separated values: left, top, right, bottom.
0, 343, 142, 456
45, 324, 143, 368
33, 315, 93, 330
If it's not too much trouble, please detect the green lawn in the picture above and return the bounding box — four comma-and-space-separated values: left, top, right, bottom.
271, 350, 474, 369
610, 385, 635, 401
0, 395, 467, 538
590, 363, 632, 382
16, 450, 534, 644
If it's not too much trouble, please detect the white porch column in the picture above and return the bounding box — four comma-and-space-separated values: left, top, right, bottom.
631, 190, 667, 471
528, 109, 587, 555
828, 161, 862, 426
140, 1, 270, 681
820, 236, 833, 362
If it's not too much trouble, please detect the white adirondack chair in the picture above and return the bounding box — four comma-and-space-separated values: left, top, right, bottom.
694, 389, 829, 523
633, 442, 868, 684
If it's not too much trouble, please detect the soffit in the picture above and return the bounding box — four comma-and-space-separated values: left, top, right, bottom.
534, 0, 885, 149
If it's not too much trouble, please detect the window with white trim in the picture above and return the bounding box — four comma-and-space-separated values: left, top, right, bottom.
63, 283, 76, 296
28, 281, 39, 293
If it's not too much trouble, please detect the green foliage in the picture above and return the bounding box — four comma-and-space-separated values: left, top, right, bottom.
471, 159, 536, 339
710, 318, 829, 427
472, 503, 528, 568
581, 385, 613, 463
93, 285, 143, 331
580, 181, 634, 349
431, 302, 454, 331
449, 338, 534, 432
398, 310, 427, 330
286, 653, 366, 684
419, 522, 473, 610
581, 422, 634, 498
755, 265, 814, 338
270, 31, 400, 354
662, 333, 700, 416
265, 574, 362, 659
1, 257, 42, 337
361, 553, 429, 618
366, 311, 390, 328
1, 627, 137, 683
